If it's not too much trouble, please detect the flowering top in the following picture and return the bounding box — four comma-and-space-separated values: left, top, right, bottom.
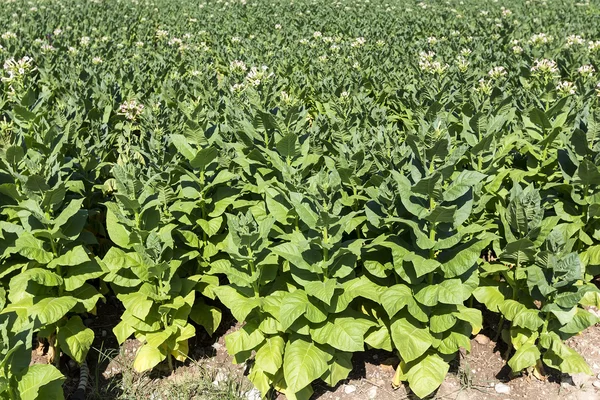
119, 100, 145, 121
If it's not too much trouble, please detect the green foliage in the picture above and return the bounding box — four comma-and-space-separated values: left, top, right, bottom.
1, 0, 600, 399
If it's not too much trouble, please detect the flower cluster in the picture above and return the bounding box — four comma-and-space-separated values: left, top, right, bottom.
529, 33, 552, 46
488, 66, 507, 79
156, 29, 169, 39
230, 59, 247, 72
1, 32, 16, 40
2, 56, 34, 84
351, 37, 366, 47
245, 65, 272, 86
556, 81, 576, 96
578, 64, 596, 77
589, 41, 600, 52
118, 100, 144, 121
566, 35, 585, 47
530, 58, 558, 75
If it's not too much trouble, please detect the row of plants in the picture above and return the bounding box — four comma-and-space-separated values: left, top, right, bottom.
2, 0, 600, 399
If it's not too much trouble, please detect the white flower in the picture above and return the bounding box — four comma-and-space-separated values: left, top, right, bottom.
477, 78, 493, 95
531, 59, 558, 75
231, 36, 241, 43
230, 60, 247, 72
1, 32, 17, 40
340, 91, 349, 98
566, 35, 584, 47
589, 41, 600, 52
118, 100, 144, 121
275, 23, 282, 29
323, 36, 334, 43
351, 37, 366, 47
512, 45, 523, 54
53, 28, 63, 36
318, 54, 328, 62
460, 48, 472, 56
2, 56, 34, 84
230, 83, 245, 92
596, 82, 600, 97
299, 38, 309, 45
80, 36, 91, 46
92, 56, 103, 65
427, 36, 438, 45
488, 66, 507, 79
41, 44, 55, 53
578, 64, 596, 77
280, 90, 291, 103
135, 41, 144, 48
501, 7, 512, 16
68, 47, 78, 55
556, 81, 576, 96
376, 39, 385, 47
155, 29, 169, 39
456, 56, 469, 72
313, 31, 322, 38
168, 37, 182, 46
529, 33, 552, 46
330, 44, 340, 52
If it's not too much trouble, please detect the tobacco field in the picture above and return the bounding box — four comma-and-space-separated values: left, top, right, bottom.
1, 0, 600, 398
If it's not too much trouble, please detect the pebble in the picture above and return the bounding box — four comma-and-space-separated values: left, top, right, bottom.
367, 386, 378, 399
495, 383, 511, 394
245, 388, 261, 400
597, 373, 600, 379
212, 342, 223, 350
593, 380, 600, 388
475, 334, 491, 345
212, 370, 227, 386
344, 385, 357, 394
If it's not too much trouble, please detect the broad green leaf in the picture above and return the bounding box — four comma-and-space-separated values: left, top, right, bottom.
133, 344, 167, 372
283, 336, 332, 393
17, 364, 65, 400
391, 317, 433, 362
508, 342, 540, 372
255, 336, 285, 374
57, 316, 94, 363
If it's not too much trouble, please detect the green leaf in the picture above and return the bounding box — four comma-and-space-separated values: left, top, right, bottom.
171, 134, 196, 161
118, 292, 153, 320
255, 336, 285, 375
225, 324, 265, 362
133, 344, 166, 372
189, 301, 222, 336
57, 316, 94, 363
280, 290, 309, 331
391, 317, 433, 362
322, 351, 353, 387
106, 207, 131, 249
283, 336, 332, 393
508, 342, 540, 372
311, 317, 373, 352
400, 353, 449, 398
276, 133, 298, 157
30, 296, 78, 326
213, 286, 260, 322
14, 233, 53, 264
17, 364, 65, 400
190, 147, 218, 170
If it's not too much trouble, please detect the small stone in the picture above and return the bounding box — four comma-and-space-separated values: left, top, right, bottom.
367, 386, 378, 399
101, 330, 107, 337
372, 354, 378, 360
475, 334, 490, 345
593, 380, 600, 388
572, 372, 592, 387
213, 370, 227, 386
597, 373, 600, 380
245, 388, 261, 400
212, 342, 223, 350
494, 383, 510, 394
344, 385, 357, 394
